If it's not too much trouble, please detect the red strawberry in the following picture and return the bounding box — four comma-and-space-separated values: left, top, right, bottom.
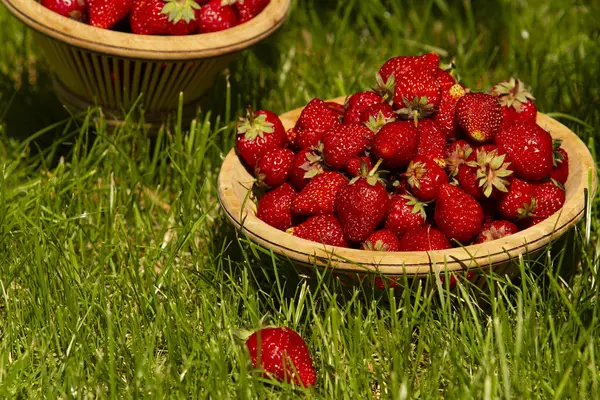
435, 83, 466, 139
491, 78, 537, 128
41, 0, 87, 20
343, 91, 382, 124
394, 69, 442, 125
236, 0, 269, 23
371, 121, 419, 168
295, 99, 341, 149
198, 0, 238, 33
495, 122, 553, 181
434, 184, 484, 243
457, 146, 513, 199
405, 156, 449, 202
384, 194, 427, 237
289, 147, 324, 190
497, 178, 536, 221
360, 103, 397, 132
398, 225, 451, 251
292, 171, 348, 216
335, 160, 390, 242
88, 0, 133, 29
322, 123, 374, 169
550, 143, 569, 185
445, 140, 473, 177
236, 109, 286, 168
255, 148, 295, 187
378, 53, 440, 86
455, 93, 502, 143
256, 183, 296, 231
288, 215, 348, 247
244, 327, 316, 388
436, 68, 457, 91
130, 0, 200, 35
416, 119, 446, 165
285, 127, 298, 148
474, 220, 518, 244
532, 181, 565, 219
345, 155, 372, 177
361, 229, 401, 252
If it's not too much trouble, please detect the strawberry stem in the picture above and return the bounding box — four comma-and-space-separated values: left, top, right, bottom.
369, 159, 384, 176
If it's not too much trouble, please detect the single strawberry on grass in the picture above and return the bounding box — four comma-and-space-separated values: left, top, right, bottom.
474, 220, 519, 244
495, 122, 554, 181
294, 99, 341, 149
130, 0, 200, 35
371, 121, 419, 168
288, 147, 324, 190
384, 194, 427, 237
454, 93, 502, 143
42, 0, 87, 20
256, 183, 296, 231
292, 171, 348, 216
241, 327, 317, 388
88, 0, 133, 29
236, 109, 286, 168
398, 225, 451, 251
335, 160, 390, 242
434, 184, 484, 244
288, 215, 348, 247
361, 229, 401, 252
254, 148, 295, 188
322, 123, 374, 169
491, 77, 537, 128
404, 156, 449, 202
198, 0, 238, 33
497, 178, 536, 221
343, 91, 382, 124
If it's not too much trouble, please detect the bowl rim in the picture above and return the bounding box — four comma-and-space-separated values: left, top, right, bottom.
217, 97, 598, 275
0, 0, 291, 60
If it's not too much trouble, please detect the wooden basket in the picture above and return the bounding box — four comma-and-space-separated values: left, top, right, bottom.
1, 0, 291, 123
217, 97, 597, 291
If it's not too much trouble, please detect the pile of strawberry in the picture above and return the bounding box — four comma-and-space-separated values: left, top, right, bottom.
40, 0, 268, 35
236, 53, 569, 252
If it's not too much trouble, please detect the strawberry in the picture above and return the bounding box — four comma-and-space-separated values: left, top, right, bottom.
497, 178, 536, 221
445, 140, 473, 178
236, 109, 286, 168
435, 83, 466, 139
41, 0, 87, 20
378, 52, 440, 86
371, 121, 419, 168
457, 145, 513, 199
550, 143, 569, 185
434, 184, 484, 244
384, 194, 427, 237
88, 0, 133, 29
532, 180, 565, 219
491, 78, 537, 128
288, 147, 324, 190
130, 0, 200, 35
474, 220, 518, 244
256, 183, 296, 231
335, 160, 390, 242
345, 155, 372, 177
455, 93, 502, 143
343, 91, 382, 124
436, 68, 457, 91
322, 123, 374, 169
292, 171, 348, 216
495, 122, 553, 181
394, 69, 442, 125
244, 327, 316, 388
236, 0, 269, 23
285, 127, 298, 148
398, 225, 451, 251
361, 229, 401, 252
198, 0, 238, 33
416, 119, 446, 165
295, 99, 341, 149
404, 156, 449, 202
288, 215, 348, 247
360, 103, 397, 131
255, 148, 295, 187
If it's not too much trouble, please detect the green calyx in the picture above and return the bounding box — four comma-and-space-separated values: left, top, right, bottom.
401, 194, 427, 220
237, 110, 275, 142
161, 0, 201, 23
396, 96, 436, 128
365, 111, 393, 133
350, 158, 385, 186
404, 160, 427, 190
300, 148, 324, 179
446, 144, 473, 177
374, 72, 395, 104
517, 197, 536, 219
363, 239, 388, 252
440, 57, 461, 83
492, 77, 535, 112
466, 149, 513, 197
552, 139, 565, 166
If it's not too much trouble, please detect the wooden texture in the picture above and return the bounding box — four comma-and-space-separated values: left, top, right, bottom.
1, 0, 291, 121
218, 97, 597, 278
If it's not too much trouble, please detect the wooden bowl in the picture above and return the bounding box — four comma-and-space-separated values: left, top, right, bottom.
1, 0, 291, 123
218, 97, 597, 283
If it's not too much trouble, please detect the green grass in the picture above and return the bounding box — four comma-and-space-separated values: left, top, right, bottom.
1, 0, 600, 398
